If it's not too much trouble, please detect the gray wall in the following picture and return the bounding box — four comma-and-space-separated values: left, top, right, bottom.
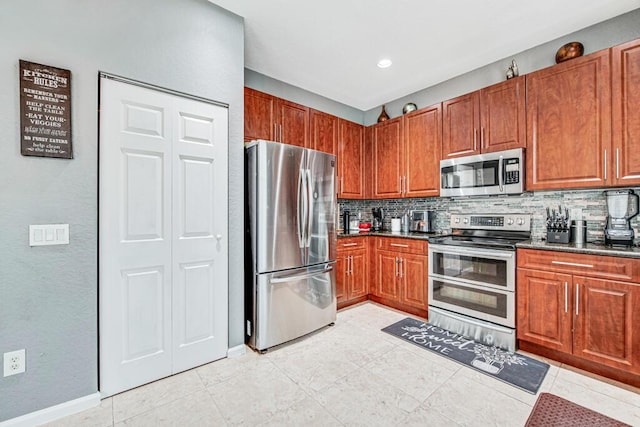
0, 0, 244, 421
245, 68, 364, 124
365, 8, 640, 124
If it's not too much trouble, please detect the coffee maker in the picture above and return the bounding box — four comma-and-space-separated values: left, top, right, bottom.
372, 208, 384, 231
604, 189, 639, 246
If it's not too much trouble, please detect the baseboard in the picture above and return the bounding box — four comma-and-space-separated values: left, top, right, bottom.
227, 344, 247, 358
0, 392, 101, 427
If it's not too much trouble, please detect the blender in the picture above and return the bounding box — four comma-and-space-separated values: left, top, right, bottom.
604, 189, 639, 246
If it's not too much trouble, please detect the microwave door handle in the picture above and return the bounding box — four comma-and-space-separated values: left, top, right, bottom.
498, 155, 504, 192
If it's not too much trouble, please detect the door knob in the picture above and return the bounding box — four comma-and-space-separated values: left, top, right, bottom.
215, 234, 223, 241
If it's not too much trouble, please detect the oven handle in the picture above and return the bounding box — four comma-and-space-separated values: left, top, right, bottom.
498, 154, 504, 193
428, 244, 515, 259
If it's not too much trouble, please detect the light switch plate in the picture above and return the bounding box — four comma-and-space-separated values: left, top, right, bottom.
29, 224, 69, 246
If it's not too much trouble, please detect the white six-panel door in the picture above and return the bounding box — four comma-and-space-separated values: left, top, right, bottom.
99, 77, 228, 397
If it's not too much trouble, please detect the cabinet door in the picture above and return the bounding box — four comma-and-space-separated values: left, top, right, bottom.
480, 77, 526, 153
278, 100, 309, 148
338, 119, 365, 199
517, 269, 573, 353
244, 87, 275, 142
375, 250, 399, 300
442, 92, 480, 159
335, 253, 347, 304
526, 50, 611, 190
612, 39, 640, 187
573, 276, 640, 373
349, 248, 368, 299
400, 253, 428, 310
403, 104, 441, 197
372, 118, 403, 198
310, 109, 337, 154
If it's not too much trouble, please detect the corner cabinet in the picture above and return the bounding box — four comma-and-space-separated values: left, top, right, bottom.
336, 238, 368, 309
525, 50, 611, 190
442, 77, 525, 159
517, 248, 640, 385
403, 104, 442, 197
372, 117, 403, 198
370, 237, 428, 317
371, 104, 442, 199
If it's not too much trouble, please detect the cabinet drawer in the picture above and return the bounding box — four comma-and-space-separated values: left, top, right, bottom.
337, 237, 367, 251
377, 237, 427, 255
517, 248, 640, 282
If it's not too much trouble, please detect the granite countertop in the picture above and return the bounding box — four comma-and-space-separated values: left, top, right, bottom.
337, 230, 443, 241
517, 240, 640, 259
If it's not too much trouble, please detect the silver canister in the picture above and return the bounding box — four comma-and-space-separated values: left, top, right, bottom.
570, 220, 587, 245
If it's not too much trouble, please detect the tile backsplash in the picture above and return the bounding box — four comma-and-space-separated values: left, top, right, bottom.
339, 188, 640, 244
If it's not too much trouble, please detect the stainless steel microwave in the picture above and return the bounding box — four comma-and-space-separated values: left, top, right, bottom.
440, 148, 524, 197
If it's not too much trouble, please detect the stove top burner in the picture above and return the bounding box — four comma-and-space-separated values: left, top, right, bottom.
433, 213, 533, 251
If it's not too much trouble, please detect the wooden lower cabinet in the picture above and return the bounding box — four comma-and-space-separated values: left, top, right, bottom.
370, 237, 428, 317
336, 238, 368, 309
517, 248, 640, 385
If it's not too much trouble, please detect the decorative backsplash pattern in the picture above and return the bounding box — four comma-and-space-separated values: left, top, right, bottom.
339, 188, 640, 244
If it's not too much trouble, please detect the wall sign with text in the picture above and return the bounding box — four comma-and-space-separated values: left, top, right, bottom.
19, 60, 73, 159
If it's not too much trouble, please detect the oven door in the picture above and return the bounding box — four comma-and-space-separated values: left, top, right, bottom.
428, 276, 515, 328
428, 244, 515, 291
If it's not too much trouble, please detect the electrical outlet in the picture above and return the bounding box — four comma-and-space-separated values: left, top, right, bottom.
4, 349, 26, 377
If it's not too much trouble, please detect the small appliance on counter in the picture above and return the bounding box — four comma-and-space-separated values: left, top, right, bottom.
604, 189, 639, 246
342, 210, 350, 233
570, 220, 587, 245
545, 205, 570, 243
409, 210, 436, 233
401, 211, 410, 233
372, 208, 384, 231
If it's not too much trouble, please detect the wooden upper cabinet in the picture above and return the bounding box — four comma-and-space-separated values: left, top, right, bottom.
403, 104, 442, 197
612, 39, 640, 187
442, 78, 525, 159
442, 92, 479, 158
310, 109, 337, 154
526, 50, 611, 191
244, 87, 276, 142
372, 117, 403, 198
480, 76, 526, 153
244, 87, 309, 147
278, 100, 309, 148
338, 119, 365, 199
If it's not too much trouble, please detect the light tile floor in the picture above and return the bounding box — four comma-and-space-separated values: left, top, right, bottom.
45, 302, 640, 426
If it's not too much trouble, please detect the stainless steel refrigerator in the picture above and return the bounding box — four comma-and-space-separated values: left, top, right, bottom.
245, 140, 337, 351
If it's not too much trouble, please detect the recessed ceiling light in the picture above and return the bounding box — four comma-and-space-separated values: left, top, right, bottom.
377, 59, 392, 68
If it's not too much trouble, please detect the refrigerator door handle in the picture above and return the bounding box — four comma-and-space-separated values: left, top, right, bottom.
269, 263, 335, 284
305, 168, 313, 248
297, 167, 307, 248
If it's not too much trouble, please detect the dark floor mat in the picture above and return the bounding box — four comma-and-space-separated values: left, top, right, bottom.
382, 317, 549, 394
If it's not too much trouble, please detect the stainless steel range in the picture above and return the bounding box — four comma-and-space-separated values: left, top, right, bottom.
428, 213, 531, 351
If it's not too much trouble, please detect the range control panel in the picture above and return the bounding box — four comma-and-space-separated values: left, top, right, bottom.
450, 214, 531, 231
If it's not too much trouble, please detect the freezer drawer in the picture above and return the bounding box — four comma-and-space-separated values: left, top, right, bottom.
249, 263, 336, 351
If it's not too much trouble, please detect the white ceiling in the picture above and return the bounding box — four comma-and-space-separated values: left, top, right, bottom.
209, 0, 639, 111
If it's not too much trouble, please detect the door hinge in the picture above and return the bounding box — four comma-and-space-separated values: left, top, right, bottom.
246, 320, 252, 336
